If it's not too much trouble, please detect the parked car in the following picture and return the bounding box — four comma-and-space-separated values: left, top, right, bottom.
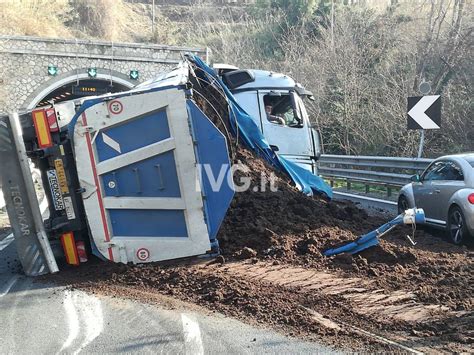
398, 153, 474, 244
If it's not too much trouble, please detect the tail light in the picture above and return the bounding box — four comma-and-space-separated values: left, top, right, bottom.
32, 109, 53, 148
60, 232, 80, 266
468, 193, 474, 204
45, 108, 59, 132
76, 241, 88, 263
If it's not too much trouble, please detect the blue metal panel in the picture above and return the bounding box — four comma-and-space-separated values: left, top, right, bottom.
95, 109, 171, 162
109, 209, 188, 237
187, 100, 234, 240
101, 151, 181, 198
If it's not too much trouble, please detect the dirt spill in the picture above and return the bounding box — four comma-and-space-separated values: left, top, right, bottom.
44, 148, 473, 352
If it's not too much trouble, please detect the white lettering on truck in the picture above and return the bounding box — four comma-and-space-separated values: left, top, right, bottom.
10, 185, 30, 237
47, 170, 65, 211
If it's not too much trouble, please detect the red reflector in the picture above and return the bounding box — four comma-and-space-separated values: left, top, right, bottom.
45, 108, 59, 132
60, 232, 80, 266
32, 109, 53, 148
76, 241, 88, 263
468, 193, 474, 204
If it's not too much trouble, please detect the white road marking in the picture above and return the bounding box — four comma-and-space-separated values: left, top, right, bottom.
0, 234, 14, 251
73, 292, 104, 355
58, 290, 80, 354
181, 314, 204, 355
0, 275, 19, 297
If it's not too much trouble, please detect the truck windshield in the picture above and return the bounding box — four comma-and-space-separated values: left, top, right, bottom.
263, 92, 303, 128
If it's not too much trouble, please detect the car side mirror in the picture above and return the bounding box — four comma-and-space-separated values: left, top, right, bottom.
411, 174, 421, 182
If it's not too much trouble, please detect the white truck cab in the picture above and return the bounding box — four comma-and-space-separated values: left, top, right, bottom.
215, 65, 321, 173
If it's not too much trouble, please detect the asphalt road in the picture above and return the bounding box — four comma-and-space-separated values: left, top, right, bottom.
332, 191, 398, 217
0, 232, 337, 354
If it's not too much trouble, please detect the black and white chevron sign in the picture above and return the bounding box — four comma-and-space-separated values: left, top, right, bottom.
407, 95, 441, 130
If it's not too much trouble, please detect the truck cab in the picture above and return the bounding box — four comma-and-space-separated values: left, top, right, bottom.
215, 65, 321, 174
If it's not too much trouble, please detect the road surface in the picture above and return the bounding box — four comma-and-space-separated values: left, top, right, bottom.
0, 231, 337, 354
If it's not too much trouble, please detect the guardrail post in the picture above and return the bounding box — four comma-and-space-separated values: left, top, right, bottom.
347, 181, 351, 190
365, 184, 369, 194
387, 186, 392, 198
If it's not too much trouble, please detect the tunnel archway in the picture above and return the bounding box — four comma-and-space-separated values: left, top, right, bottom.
22, 68, 136, 110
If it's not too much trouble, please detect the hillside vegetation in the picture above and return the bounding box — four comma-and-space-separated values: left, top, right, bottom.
0, 0, 472, 157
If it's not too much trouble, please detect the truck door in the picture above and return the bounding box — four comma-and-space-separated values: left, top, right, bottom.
232, 91, 263, 131
258, 91, 315, 172
73, 88, 213, 264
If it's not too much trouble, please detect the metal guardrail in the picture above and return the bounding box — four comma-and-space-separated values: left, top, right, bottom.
319, 154, 434, 197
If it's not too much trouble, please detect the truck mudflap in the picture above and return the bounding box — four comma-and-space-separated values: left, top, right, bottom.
72, 87, 234, 263
0, 113, 58, 276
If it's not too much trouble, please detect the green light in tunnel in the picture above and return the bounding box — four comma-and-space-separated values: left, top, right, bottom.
48, 65, 58, 76
87, 67, 97, 78
130, 70, 139, 80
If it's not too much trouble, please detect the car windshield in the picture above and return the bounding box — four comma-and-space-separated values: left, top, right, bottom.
464, 158, 474, 168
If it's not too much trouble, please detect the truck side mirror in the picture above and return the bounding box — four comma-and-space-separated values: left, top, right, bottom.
311, 128, 322, 160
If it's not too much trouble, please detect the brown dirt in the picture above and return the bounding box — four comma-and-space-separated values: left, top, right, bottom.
44, 148, 473, 353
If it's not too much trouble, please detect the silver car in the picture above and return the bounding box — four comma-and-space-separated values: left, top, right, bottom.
398, 153, 474, 244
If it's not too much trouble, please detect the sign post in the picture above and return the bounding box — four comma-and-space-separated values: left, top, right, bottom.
407, 95, 441, 158
417, 130, 425, 158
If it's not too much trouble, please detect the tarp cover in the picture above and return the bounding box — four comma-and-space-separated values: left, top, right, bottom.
189, 55, 333, 199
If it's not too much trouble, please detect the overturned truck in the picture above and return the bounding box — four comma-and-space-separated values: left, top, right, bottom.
0, 55, 332, 276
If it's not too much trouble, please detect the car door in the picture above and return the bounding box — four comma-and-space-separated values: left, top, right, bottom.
429, 160, 465, 222
414, 161, 445, 223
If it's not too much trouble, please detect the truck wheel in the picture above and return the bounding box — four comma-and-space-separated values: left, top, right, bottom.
398, 195, 409, 214
447, 206, 469, 245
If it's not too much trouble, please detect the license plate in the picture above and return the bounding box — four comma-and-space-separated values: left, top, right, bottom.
54, 159, 69, 194
63, 196, 76, 220
47, 170, 65, 211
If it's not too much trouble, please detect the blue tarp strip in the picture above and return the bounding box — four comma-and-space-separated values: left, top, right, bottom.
190, 55, 333, 199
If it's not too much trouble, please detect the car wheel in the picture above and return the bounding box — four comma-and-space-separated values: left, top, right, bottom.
447, 206, 469, 245
398, 195, 410, 214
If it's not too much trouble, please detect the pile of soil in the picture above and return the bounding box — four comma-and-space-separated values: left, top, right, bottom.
220, 149, 376, 256
46, 148, 473, 352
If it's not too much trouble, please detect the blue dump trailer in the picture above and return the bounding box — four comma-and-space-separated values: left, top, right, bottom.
0, 55, 332, 275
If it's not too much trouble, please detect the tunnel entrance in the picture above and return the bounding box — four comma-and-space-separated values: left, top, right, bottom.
23, 68, 137, 110
36, 79, 131, 107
